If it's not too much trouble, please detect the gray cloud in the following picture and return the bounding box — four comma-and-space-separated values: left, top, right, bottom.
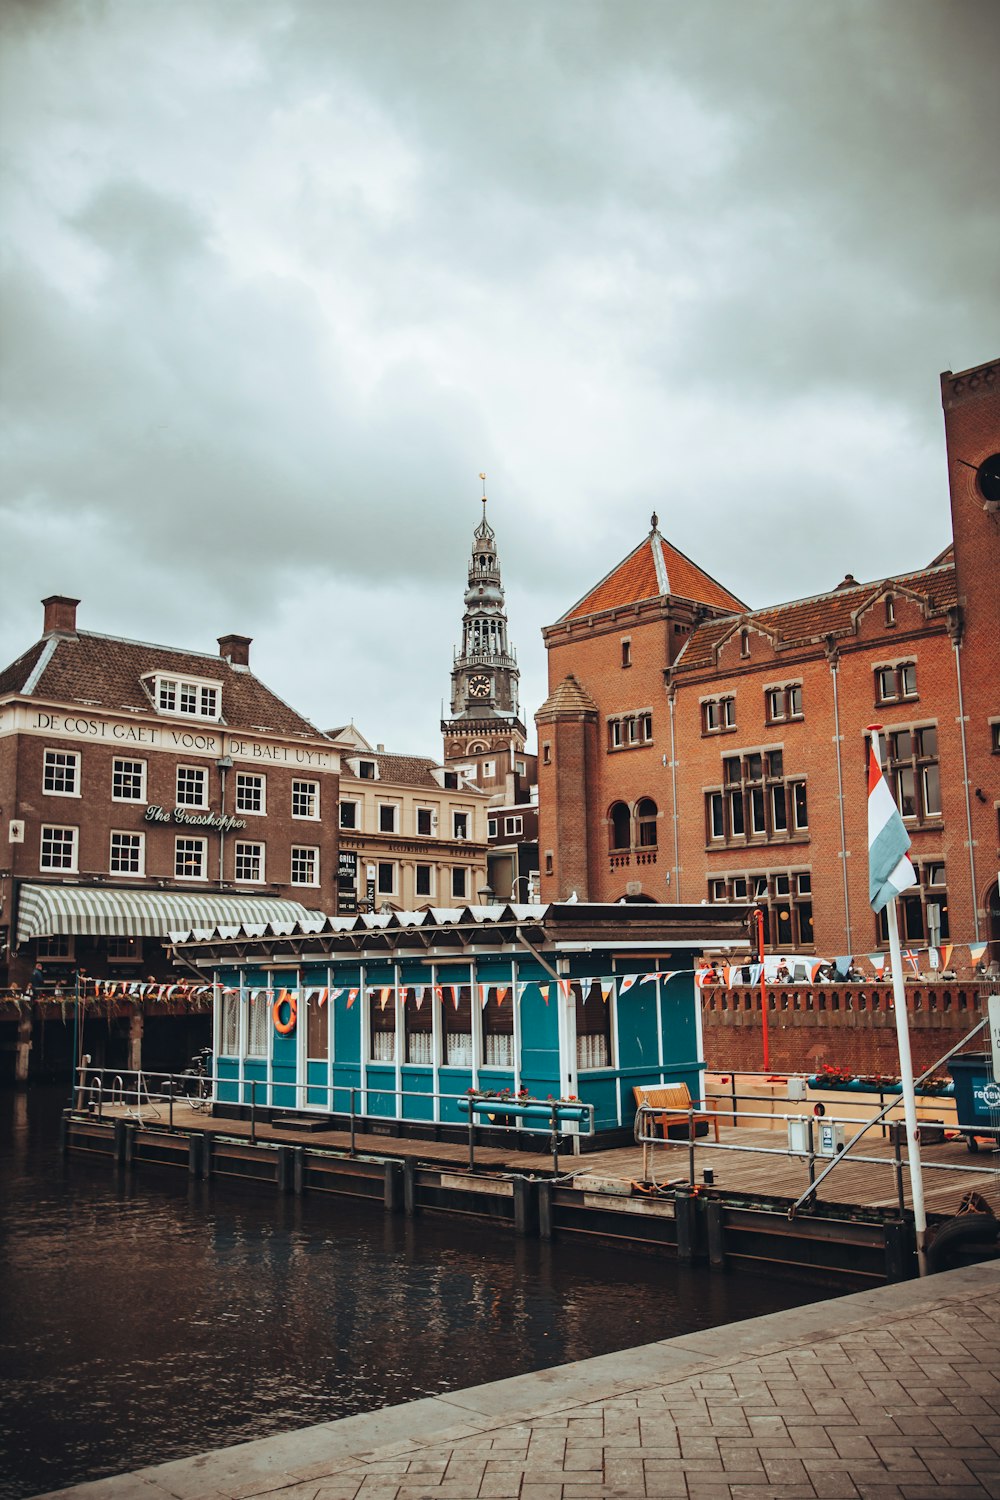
1, 0, 997, 752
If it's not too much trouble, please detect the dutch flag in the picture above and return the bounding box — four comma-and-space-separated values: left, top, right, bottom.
868, 738, 917, 913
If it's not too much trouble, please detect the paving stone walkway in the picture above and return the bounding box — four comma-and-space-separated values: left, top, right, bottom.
41, 1262, 1000, 1500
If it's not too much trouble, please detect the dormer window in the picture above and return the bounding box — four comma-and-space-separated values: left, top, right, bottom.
357, 760, 376, 779
148, 673, 222, 721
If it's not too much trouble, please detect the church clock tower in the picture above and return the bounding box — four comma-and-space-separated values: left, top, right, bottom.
442, 488, 526, 785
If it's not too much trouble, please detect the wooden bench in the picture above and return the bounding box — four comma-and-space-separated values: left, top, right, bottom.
634, 1083, 719, 1179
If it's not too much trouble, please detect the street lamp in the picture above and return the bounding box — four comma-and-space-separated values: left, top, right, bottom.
478, 882, 495, 905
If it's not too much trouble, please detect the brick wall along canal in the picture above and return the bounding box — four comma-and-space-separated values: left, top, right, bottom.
1, 1090, 832, 1500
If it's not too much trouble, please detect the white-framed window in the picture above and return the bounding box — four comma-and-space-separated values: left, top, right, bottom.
40, 824, 78, 871
176, 765, 208, 807
451, 866, 468, 900
292, 780, 319, 819
415, 863, 434, 898
876, 662, 918, 704
357, 759, 376, 779
43, 749, 80, 796
376, 861, 395, 895
416, 806, 435, 835
235, 773, 265, 815
488, 817, 498, 838
234, 841, 265, 883
339, 800, 358, 829
112, 758, 146, 802
482, 760, 496, 778
504, 815, 523, 836
110, 831, 145, 876
378, 802, 398, 833
291, 846, 319, 886
175, 836, 207, 880
247, 991, 269, 1056
702, 698, 736, 734
453, 811, 469, 840
221, 990, 240, 1054
151, 674, 222, 721
765, 685, 804, 723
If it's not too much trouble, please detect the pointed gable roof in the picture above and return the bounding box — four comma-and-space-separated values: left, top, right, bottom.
536, 674, 599, 719
558, 517, 746, 622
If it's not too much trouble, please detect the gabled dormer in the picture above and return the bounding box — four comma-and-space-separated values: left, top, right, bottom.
142, 670, 224, 721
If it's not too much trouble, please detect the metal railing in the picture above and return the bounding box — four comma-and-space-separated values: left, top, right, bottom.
71, 1065, 596, 1167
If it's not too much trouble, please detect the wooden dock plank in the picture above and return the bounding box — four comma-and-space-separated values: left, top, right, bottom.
86, 1103, 1000, 1221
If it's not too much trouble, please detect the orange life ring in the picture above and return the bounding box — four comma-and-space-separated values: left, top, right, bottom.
272, 992, 297, 1034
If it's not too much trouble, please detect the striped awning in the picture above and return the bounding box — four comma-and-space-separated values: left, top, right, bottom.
16, 884, 327, 944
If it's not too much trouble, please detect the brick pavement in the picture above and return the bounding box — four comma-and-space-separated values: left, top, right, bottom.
40, 1262, 1000, 1500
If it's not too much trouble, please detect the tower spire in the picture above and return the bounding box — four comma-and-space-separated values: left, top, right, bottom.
441, 485, 525, 761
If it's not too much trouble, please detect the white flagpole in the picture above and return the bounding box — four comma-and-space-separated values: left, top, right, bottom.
872, 726, 928, 1277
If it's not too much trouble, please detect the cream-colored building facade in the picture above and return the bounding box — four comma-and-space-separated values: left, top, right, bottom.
329, 726, 489, 913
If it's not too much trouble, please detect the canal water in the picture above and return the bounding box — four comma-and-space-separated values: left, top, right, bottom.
0, 1090, 831, 1500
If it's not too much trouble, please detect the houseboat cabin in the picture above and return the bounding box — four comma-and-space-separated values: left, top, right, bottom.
170, 902, 749, 1142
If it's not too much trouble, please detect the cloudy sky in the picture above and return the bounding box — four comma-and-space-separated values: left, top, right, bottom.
1, 0, 997, 754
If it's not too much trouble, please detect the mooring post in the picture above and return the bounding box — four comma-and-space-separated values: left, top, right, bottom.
675, 1187, 698, 1262
201, 1132, 213, 1181
550, 1104, 560, 1177
513, 1177, 538, 1237
688, 1108, 696, 1183
59, 1108, 69, 1156
114, 1117, 128, 1169
468, 1111, 476, 1171
884, 1217, 915, 1283
384, 1159, 404, 1213
250, 1081, 257, 1146
706, 1198, 726, 1270
293, 1146, 305, 1196
276, 1145, 293, 1193
403, 1157, 418, 1217
188, 1134, 202, 1177
349, 1088, 356, 1157
537, 1179, 553, 1240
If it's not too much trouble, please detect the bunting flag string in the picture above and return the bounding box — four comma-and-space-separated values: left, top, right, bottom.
496, 986, 508, 1006
538, 984, 549, 1005
619, 975, 638, 993
346, 988, 358, 1009
378, 986, 393, 1011
600, 982, 613, 1004
412, 985, 425, 1010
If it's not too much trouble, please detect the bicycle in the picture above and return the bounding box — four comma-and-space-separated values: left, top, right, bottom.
161, 1048, 213, 1113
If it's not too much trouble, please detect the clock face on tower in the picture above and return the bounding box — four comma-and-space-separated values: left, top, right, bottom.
469, 674, 492, 699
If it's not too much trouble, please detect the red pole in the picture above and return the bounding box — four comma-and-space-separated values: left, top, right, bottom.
756, 908, 769, 1070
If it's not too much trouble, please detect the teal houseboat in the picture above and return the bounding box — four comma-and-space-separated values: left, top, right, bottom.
170, 901, 748, 1143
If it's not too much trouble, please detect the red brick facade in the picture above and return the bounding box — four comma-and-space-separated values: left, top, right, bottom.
0, 601, 339, 987
538, 360, 1000, 970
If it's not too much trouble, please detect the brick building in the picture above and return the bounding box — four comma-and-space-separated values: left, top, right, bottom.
0, 596, 339, 992
330, 723, 489, 912
537, 358, 1000, 970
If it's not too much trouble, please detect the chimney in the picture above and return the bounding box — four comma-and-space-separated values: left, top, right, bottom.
42, 595, 80, 637
218, 634, 252, 668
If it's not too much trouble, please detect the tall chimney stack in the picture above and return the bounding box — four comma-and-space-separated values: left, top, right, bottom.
42, 595, 80, 637
218, 634, 252, 668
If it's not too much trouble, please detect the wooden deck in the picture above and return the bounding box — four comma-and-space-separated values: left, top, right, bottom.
89, 1100, 1000, 1223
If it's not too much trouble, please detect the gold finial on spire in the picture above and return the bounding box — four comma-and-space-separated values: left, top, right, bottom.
479, 472, 487, 507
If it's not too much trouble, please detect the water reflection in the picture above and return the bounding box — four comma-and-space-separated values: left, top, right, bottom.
0, 1090, 827, 1499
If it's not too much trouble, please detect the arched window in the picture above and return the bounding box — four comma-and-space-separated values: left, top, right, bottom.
609, 802, 631, 850
636, 798, 658, 847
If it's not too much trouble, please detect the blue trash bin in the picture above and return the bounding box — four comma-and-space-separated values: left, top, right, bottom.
947, 1052, 1000, 1153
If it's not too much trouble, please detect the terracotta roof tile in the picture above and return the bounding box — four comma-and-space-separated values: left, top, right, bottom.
0, 630, 326, 739
559, 531, 745, 622
0, 640, 46, 697
672, 563, 958, 674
